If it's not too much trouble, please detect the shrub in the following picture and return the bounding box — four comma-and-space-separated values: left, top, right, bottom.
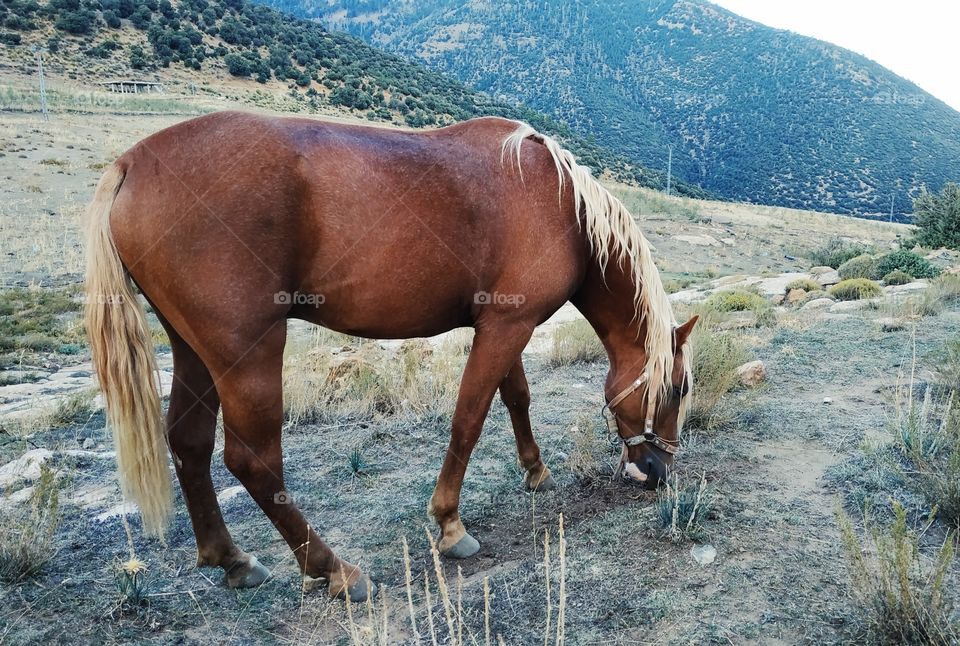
565, 412, 612, 481
883, 270, 914, 286
838, 254, 879, 280
784, 278, 820, 294
913, 183, 960, 251
0, 463, 61, 582
549, 319, 604, 367
703, 288, 774, 326
829, 278, 882, 301
875, 250, 940, 280
808, 238, 871, 269
54, 8, 96, 34
102, 9, 121, 28
838, 502, 957, 644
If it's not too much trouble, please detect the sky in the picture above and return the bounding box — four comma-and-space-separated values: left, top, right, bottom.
712, 0, 960, 113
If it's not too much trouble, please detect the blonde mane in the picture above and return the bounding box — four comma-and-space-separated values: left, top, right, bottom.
501, 122, 689, 414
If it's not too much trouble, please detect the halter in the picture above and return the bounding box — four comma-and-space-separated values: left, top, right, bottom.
601, 372, 680, 456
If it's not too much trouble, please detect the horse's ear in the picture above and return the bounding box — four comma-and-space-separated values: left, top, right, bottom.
674, 315, 699, 348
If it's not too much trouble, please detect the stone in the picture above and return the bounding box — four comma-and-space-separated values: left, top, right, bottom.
802, 297, 834, 311
808, 266, 834, 275
81, 437, 95, 450
736, 360, 767, 387
811, 269, 840, 286
786, 288, 807, 305
0, 449, 53, 487
822, 397, 833, 405
771, 294, 785, 305
691, 544, 717, 566
675, 234, 721, 247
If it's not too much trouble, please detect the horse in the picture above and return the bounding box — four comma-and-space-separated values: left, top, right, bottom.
84, 111, 697, 601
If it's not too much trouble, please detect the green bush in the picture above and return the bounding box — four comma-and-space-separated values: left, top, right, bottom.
785, 278, 821, 294
913, 183, 960, 251
704, 288, 766, 312
883, 270, 914, 285
875, 250, 940, 280
224, 53, 252, 77
829, 278, 882, 301
838, 254, 879, 280
808, 238, 871, 269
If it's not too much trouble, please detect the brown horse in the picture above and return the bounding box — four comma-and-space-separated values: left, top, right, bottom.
84, 111, 696, 601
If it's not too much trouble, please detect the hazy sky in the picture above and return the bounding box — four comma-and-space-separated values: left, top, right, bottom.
712, 0, 960, 112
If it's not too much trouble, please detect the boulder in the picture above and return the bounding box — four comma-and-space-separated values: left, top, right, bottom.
811, 269, 840, 286
736, 360, 767, 387
786, 288, 807, 305
877, 317, 905, 332
802, 297, 834, 311
675, 234, 721, 247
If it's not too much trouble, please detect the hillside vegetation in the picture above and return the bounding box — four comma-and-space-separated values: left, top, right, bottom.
0, 0, 706, 196
278, 0, 960, 218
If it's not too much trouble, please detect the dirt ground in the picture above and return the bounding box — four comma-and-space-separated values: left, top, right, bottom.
1, 75, 957, 645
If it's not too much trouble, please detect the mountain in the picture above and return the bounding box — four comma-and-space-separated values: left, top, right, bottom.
258, 0, 960, 217
0, 0, 705, 197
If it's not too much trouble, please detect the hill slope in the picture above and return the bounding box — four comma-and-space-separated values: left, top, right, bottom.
262, 0, 960, 217
0, 0, 705, 197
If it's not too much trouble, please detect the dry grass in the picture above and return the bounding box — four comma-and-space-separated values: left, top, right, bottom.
548, 319, 604, 367
565, 411, 612, 481
283, 331, 464, 426
829, 278, 882, 301
342, 516, 568, 645
0, 463, 61, 582
903, 274, 960, 317
838, 501, 957, 644
684, 308, 750, 429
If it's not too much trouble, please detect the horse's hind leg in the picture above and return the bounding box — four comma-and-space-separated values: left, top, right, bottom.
165, 329, 269, 588
213, 323, 375, 601
499, 357, 555, 491
430, 322, 535, 558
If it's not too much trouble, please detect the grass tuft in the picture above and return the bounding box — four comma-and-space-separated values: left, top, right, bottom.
0, 462, 61, 582
883, 269, 914, 286
784, 277, 820, 293
656, 473, 712, 542
685, 308, 750, 429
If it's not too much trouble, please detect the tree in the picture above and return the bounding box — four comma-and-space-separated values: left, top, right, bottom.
129, 44, 148, 69
102, 9, 121, 28
224, 52, 252, 76
54, 8, 96, 34
913, 183, 960, 250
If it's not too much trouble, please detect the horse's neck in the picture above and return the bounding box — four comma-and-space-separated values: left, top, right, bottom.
571, 260, 648, 374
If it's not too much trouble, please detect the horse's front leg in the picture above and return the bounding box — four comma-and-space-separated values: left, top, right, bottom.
430, 322, 534, 558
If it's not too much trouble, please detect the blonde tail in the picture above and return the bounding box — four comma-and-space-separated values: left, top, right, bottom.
84, 163, 172, 536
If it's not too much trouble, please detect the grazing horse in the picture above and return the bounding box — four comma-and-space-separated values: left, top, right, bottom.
84, 112, 696, 601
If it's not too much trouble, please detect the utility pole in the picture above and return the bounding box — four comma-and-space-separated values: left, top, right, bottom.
889, 193, 895, 223
32, 46, 48, 122
665, 145, 673, 197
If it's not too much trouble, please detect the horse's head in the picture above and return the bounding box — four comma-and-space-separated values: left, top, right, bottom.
603, 315, 697, 489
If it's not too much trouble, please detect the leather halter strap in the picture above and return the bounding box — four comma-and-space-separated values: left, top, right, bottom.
601, 372, 680, 456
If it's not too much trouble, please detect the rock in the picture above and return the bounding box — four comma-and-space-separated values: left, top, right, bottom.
802, 297, 834, 311
786, 288, 807, 305
675, 234, 720, 247
720, 238, 735, 246
884, 281, 929, 296
668, 289, 707, 304
945, 265, 960, 276
0, 449, 54, 487
811, 269, 840, 286
808, 266, 834, 275
736, 360, 767, 387
771, 294, 785, 305
829, 300, 868, 313
720, 315, 756, 331
81, 437, 95, 450
691, 544, 717, 566
878, 317, 905, 332
822, 397, 833, 405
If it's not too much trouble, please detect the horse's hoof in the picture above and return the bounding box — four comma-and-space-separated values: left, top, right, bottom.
225, 556, 270, 589
528, 472, 556, 492
526, 466, 556, 492
441, 532, 480, 559
331, 576, 378, 602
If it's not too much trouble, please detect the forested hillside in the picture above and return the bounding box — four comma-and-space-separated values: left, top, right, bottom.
0, 0, 705, 196
266, 0, 960, 217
